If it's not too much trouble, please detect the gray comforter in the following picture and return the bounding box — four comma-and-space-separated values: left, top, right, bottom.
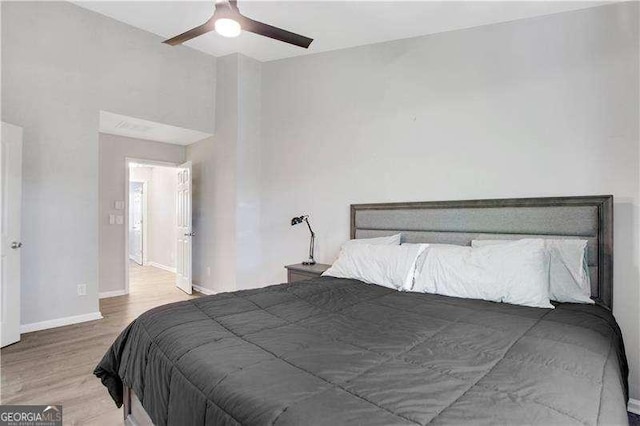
95, 277, 629, 425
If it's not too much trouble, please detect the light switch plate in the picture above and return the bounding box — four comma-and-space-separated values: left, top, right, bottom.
115, 201, 124, 210
116, 215, 124, 225
109, 214, 115, 225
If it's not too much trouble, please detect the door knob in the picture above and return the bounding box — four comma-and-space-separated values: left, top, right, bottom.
11, 242, 22, 249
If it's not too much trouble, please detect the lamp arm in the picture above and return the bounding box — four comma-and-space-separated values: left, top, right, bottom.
304, 217, 315, 237
304, 217, 315, 264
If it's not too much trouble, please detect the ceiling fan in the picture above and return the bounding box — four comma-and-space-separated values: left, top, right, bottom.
163, 0, 313, 48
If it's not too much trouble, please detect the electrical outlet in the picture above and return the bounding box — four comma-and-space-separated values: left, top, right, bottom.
207, 266, 211, 277
77, 284, 87, 296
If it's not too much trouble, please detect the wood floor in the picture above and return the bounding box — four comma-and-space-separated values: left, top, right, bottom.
0, 263, 200, 425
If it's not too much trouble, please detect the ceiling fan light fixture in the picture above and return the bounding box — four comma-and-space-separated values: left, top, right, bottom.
214, 18, 241, 38
163, 0, 313, 48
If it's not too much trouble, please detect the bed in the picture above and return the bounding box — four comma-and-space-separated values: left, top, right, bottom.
95, 195, 630, 425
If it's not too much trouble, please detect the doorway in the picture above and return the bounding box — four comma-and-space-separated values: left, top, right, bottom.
98, 112, 207, 300
125, 159, 193, 295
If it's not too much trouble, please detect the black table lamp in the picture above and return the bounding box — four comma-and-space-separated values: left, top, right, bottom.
291, 215, 316, 265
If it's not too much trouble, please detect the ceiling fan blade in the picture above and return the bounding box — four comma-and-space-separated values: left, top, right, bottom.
239, 16, 313, 48
163, 21, 213, 46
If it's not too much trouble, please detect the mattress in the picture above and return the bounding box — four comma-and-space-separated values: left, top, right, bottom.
95, 276, 629, 425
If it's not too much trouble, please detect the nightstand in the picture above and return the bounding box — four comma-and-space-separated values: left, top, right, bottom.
285, 263, 331, 283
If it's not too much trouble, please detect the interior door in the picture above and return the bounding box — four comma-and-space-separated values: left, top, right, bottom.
176, 161, 192, 294
129, 182, 144, 265
1, 122, 22, 347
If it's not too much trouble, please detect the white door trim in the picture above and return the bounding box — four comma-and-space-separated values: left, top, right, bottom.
123, 158, 179, 296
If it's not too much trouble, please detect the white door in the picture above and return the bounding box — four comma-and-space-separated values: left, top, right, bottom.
176, 161, 192, 294
1, 122, 22, 347
129, 182, 144, 265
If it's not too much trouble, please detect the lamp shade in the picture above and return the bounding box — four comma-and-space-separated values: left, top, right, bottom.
291, 216, 306, 226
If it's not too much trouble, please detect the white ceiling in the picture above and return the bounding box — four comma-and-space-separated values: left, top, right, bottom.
75, 1, 612, 62
100, 111, 212, 145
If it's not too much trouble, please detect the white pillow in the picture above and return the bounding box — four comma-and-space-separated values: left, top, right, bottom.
412, 239, 554, 309
342, 234, 402, 248
471, 239, 593, 304
403, 242, 458, 279
323, 243, 428, 291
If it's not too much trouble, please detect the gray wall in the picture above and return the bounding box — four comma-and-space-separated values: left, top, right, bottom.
188, 55, 239, 294
99, 134, 184, 294
1, 1, 215, 325
235, 55, 263, 289
258, 3, 640, 399
187, 53, 262, 292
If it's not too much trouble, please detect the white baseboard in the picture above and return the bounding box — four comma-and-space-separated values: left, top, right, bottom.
21, 311, 103, 334
628, 398, 640, 415
148, 262, 176, 273
193, 284, 215, 295
99, 289, 128, 299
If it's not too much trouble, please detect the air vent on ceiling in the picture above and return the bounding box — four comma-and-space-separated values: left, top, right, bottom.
115, 120, 153, 133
